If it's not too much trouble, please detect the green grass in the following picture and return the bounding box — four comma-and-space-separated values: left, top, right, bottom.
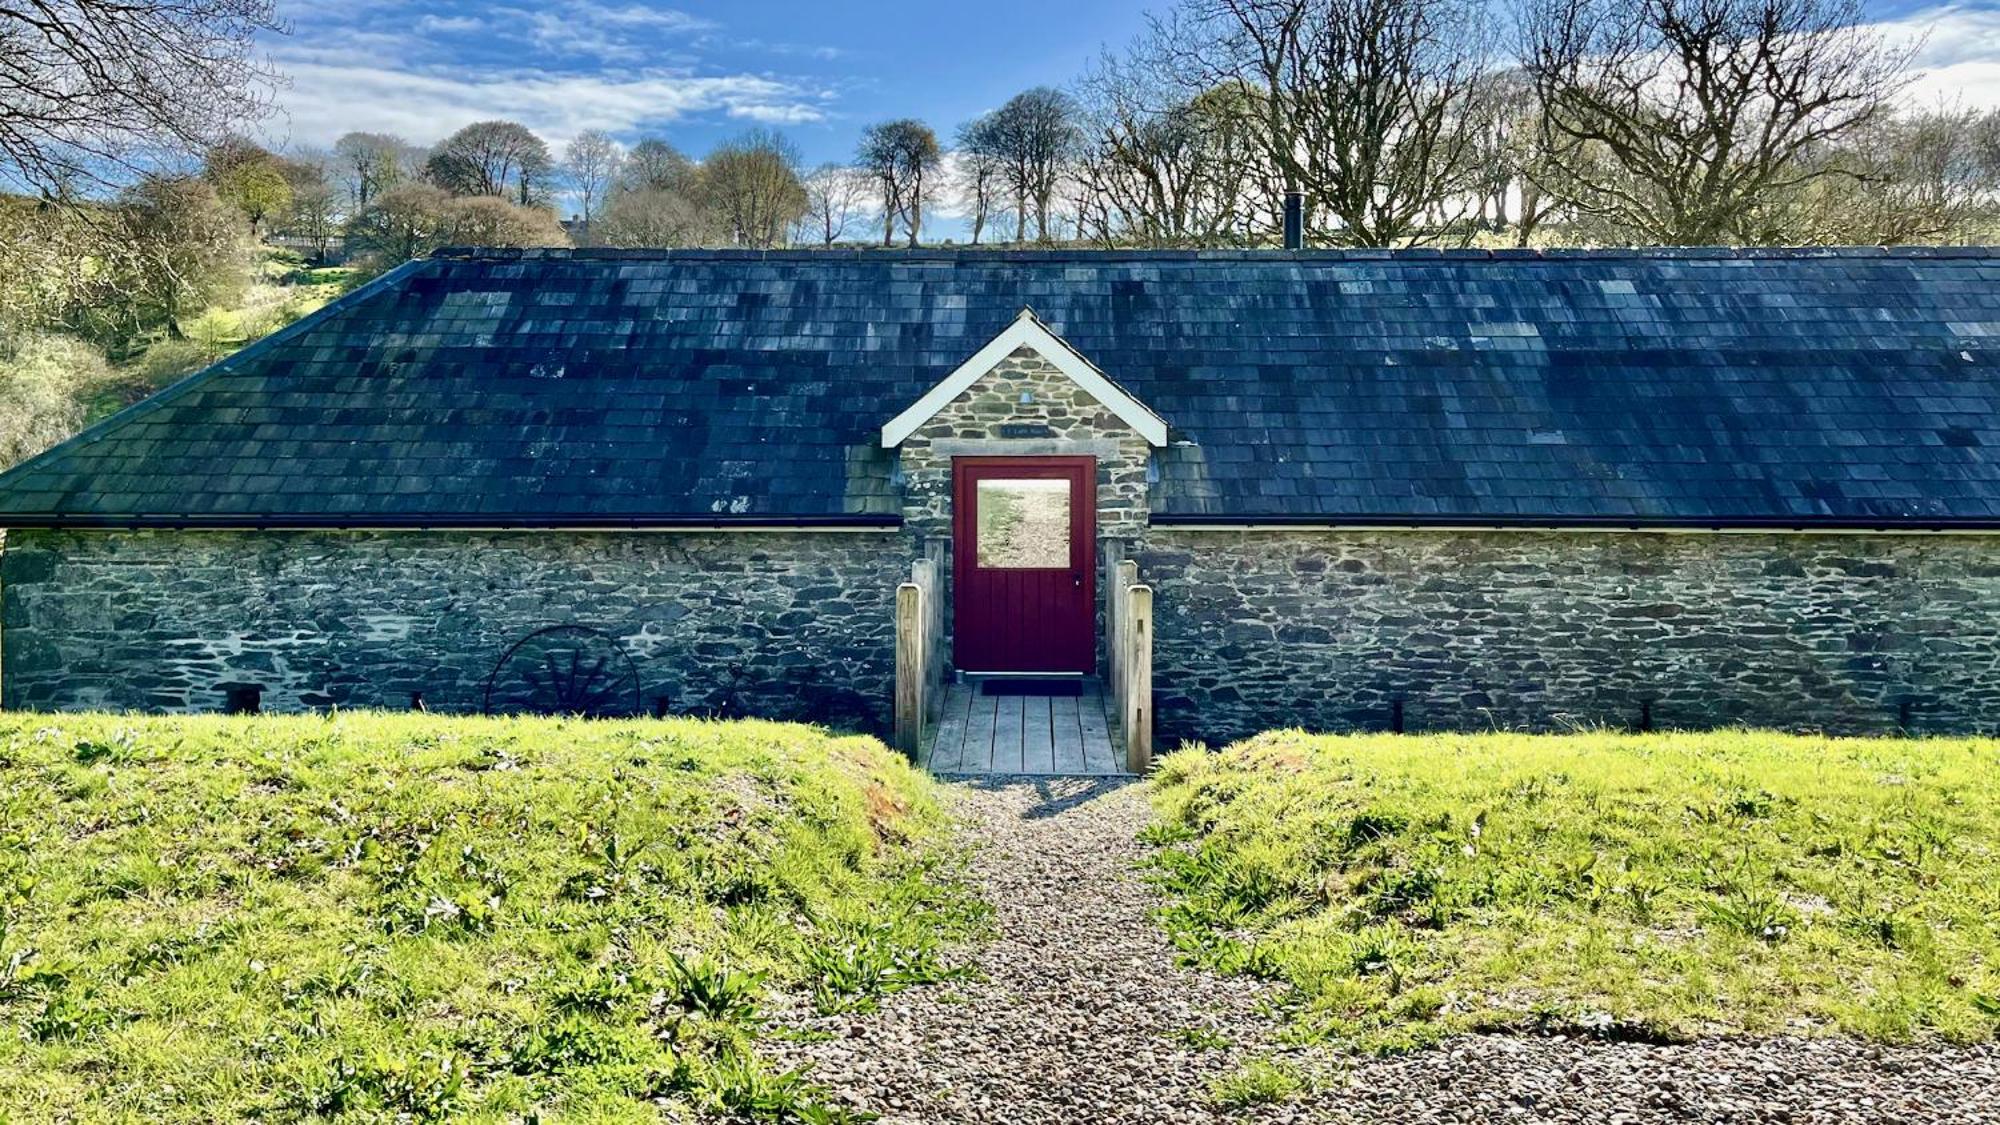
1147, 730, 2000, 1053
0, 712, 981, 1122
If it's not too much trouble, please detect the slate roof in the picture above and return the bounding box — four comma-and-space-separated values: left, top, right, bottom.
4, 245, 2000, 529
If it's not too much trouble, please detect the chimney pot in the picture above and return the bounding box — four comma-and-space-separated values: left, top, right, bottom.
1282, 191, 1305, 251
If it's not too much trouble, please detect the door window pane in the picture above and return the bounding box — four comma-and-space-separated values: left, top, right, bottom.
976, 478, 1070, 568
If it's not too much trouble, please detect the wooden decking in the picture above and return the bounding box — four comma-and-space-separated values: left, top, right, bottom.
918, 681, 1130, 776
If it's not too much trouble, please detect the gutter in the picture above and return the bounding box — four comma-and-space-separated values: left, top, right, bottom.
0, 514, 904, 532
1148, 513, 2000, 535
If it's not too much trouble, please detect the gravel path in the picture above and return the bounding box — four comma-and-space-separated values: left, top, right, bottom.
767, 777, 1300, 1124
764, 777, 2000, 1125
1332, 1036, 2000, 1124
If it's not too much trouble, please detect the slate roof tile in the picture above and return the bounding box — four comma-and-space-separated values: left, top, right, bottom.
3, 247, 2000, 527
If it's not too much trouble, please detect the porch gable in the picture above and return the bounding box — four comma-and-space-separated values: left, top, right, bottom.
879, 308, 1169, 449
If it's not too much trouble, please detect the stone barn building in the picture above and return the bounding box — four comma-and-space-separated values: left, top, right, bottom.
4, 246, 2000, 746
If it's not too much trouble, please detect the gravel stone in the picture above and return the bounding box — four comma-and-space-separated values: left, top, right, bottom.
760, 778, 2000, 1125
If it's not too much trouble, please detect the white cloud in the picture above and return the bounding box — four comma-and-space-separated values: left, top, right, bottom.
257, 1, 830, 149
267, 54, 828, 149
1874, 5, 2000, 108
414, 14, 483, 34
501, 1, 714, 62
726, 102, 828, 125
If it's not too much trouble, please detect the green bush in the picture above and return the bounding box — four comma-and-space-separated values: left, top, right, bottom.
0, 332, 101, 467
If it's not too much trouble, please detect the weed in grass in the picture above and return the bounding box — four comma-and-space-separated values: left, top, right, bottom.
1703, 885, 1800, 943
1343, 809, 1409, 851
703, 1050, 878, 1124
505, 1013, 653, 1075
71, 730, 138, 765
306, 1049, 470, 1121
804, 916, 964, 1013
29, 987, 110, 1042
661, 952, 764, 1026
1208, 1057, 1305, 1107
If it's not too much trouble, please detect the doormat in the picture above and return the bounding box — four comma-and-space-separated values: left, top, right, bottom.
980, 679, 1084, 697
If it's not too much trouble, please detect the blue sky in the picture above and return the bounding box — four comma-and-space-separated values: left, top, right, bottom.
265, 0, 1156, 168
261, 0, 2000, 215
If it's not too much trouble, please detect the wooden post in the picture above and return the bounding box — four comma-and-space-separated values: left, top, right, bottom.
912, 557, 945, 723
926, 538, 949, 716
1124, 585, 1153, 774
1102, 539, 1126, 682
1113, 560, 1137, 734
895, 582, 924, 758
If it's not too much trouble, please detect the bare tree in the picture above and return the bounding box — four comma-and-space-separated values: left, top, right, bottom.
1460, 69, 1570, 245
1180, 0, 1491, 247
597, 138, 709, 248
444, 195, 570, 248
857, 119, 942, 247
1075, 49, 1265, 247
562, 129, 623, 231
108, 174, 250, 338
346, 182, 569, 262
619, 137, 697, 194
426, 121, 555, 206
0, 0, 282, 191
344, 182, 455, 263
975, 88, 1082, 242
1520, 0, 1915, 245
699, 128, 809, 248
955, 118, 1006, 244
283, 175, 342, 260
594, 187, 716, 248
1786, 106, 2000, 245
798, 163, 866, 247
332, 132, 419, 209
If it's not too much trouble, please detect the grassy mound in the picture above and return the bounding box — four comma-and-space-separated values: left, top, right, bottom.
1148, 731, 2000, 1053
0, 713, 979, 1122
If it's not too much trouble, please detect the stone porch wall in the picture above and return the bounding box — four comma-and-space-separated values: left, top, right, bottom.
896, 345, 1154, 673
1, 529, 907, 731
1138, 529, 2000, 746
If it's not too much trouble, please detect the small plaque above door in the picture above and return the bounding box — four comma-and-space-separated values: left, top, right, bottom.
998, 423, 1055, 439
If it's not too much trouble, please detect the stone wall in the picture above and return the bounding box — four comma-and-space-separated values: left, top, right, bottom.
896, 344, 1154, 672
2, 529, 908, 730
1138, 529, 2000, 746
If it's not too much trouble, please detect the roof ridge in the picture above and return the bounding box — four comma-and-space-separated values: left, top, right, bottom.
432, 244, 2000, 263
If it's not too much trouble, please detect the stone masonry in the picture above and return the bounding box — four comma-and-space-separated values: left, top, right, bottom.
896, 344, 1154, 674
13, 336, 2000, 744
1, 529, 905, 730
1140, 529, 2000, 746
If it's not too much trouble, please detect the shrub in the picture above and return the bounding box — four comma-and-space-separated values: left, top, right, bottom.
0, 332, 101, 467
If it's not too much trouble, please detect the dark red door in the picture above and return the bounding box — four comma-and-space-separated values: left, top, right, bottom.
953, 457, 1095, 674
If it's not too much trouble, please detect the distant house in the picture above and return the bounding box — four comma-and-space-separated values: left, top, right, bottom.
4, 246, 2000, 743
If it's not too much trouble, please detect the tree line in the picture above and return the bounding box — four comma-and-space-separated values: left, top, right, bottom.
289, 0, 1990, 254
7, 0, 1996, 275
936, 0, 2000, 249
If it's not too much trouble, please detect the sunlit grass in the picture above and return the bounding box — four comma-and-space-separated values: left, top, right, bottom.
0, 712, 980, 1122
1147, 730, 2000, 1053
